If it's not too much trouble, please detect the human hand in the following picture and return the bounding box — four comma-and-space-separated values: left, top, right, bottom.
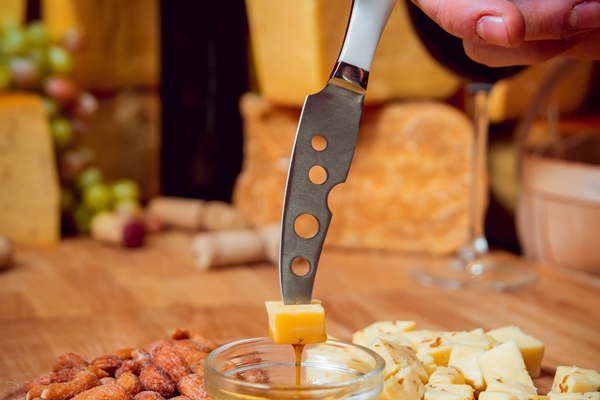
410, 0, 600, 66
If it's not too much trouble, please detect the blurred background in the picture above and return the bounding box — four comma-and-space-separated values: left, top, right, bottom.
1, 0, 598, 261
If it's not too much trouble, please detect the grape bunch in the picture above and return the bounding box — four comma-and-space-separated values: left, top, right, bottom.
0, 21, 142, 236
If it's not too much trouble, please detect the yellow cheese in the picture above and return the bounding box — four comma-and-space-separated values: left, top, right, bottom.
448, 343, 486, 390
487, 326, 545, 378
352, 320, 416, 347
425, 384, 475, 400
0, 0, 25, 24
550, 366, 600, 394
446, 329, 492, 350
0, 94, 60, 246
480, 393, 548, 400
368, 337, 429, 383
404, 330, 454, 367
428, 366, 466, 385
245, 0, 461, 106
381, 366, 426, 400
549, 394, 600, 400
265, 300, 327, 345
477, 340, 537, 394
486, 378, 538, 395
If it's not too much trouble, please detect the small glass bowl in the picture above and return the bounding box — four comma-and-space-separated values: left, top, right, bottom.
203, 337, 385, 399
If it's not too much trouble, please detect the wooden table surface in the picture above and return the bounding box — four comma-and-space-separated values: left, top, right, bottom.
1, 231, 599, 395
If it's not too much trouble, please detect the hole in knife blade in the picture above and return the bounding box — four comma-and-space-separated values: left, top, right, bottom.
309, 165, 327, 184
294, 213, 319, 239
291, 257, 310, 276
311, 135, 327, 151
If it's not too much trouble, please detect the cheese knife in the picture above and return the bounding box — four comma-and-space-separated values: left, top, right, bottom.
280, 0, 397, 305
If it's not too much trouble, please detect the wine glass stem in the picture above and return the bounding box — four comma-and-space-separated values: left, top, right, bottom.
458, 83, 494, 266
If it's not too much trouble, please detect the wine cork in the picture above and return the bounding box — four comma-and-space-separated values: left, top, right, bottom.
90, 212, 146, 248
147, 196, 206, 229
190, 223, 281, 269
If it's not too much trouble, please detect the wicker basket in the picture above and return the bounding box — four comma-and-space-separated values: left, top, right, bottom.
515, 60, 600, 274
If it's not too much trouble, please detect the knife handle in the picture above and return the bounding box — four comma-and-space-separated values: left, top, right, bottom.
337, 0, 397, 71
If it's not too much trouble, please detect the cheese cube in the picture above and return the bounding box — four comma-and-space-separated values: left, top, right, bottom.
404, 330, 453, 367
448, 343, 486, 390
551, 366, 600, 394
265, 300, 327, 345
486, 378, 538, 395
418, 353, 438, 377
549, 394, 600, 400
368, 338, 428, 383
381, 366, 426, 400
487, 326, 545, 378
424, 384, 474, 400
428, 366, 466, 385
480, 393, 549, 400
446, 329, 492, 350
477, 340, 537, 394
352, 320, 416, 347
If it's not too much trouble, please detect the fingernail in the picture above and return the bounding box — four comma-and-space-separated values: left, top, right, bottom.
568, 1, 600, 30
476, 15, 512, 47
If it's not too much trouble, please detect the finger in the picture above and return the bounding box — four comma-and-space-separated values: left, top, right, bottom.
463, 38, 578, 67
411, 0, 526, 47
562, 29, 600, 59
510, 0, 600, 40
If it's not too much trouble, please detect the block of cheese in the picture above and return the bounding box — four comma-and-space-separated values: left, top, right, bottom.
428, 366, 466, 385
42, 0, 160, 90
245, 0, 461, 106
477, 340, 537, 394
0, 0, 25, 24
549, 394, 600, 400
480, 392, 548, 400
265, 300, 327, 345
448, 343, 486, 390
0, 94, 60, 245
368, 337, 429, 383
487, 326, 545, 378
233, 93, 474, 254
404, 330, 454, 367
550, 366, 600, 394
446, 329, 492, 350
352, 320, 416, 347
425, 384, 475, 400
381, 366, 426, 400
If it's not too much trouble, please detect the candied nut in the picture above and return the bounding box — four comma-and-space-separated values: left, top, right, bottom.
131, 349, 152, 366
71, 383, 130, 400
52, 354, 89, 372
110, 348, 134, 360
174, 339, 211, 356
189, 333, 220, 352
116, 371, 142, 396
152, 346, 192, 383
115, 359, 142, 378
91, 355, 125, 376
170, 328, 191, 340
85, 365, 109, 379
27, 384, 47, 400
170, 396, 191, 400
176, 374, 209, 400
25, 373, 53, 392
133, 391, 166, 400
139, 364, 175, 398
26, 367, 85, 398
100, 377, 117, 386
40, 369, 99, 400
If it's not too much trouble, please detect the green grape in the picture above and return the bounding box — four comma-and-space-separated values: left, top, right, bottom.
26, 21, 50, 48
111, 179, 141, 202
73, 204, 94, 234
0, 63, 10, 90
83, 182, 113, 212
1, 23, 28, 55
77, 167, 103, 190
50, 117, 74, 150
42, 97, 60, 117
47, 45, 72, 74
9, 57, 40, 88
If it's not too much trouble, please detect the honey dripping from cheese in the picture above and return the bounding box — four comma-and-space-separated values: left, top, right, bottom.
292, 343, 306, 385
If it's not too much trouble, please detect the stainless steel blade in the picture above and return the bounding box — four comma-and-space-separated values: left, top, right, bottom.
279, 62, 368, 305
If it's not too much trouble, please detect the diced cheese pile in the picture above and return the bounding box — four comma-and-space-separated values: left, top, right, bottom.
352, 322, 600, 400
265, 300, 327, 345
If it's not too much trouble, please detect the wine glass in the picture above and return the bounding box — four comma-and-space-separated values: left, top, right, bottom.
404, 2, 537, 290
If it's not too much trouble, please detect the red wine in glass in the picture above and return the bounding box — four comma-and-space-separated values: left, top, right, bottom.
405, 1, 536, 290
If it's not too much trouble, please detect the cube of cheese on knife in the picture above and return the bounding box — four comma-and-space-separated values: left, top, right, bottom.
265, 300, 327, 344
